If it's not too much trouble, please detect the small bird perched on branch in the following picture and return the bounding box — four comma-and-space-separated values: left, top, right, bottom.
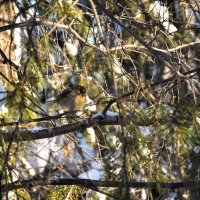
55, 84, 86, 112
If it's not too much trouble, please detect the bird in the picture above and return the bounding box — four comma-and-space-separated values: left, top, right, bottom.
55, 84, 86, 112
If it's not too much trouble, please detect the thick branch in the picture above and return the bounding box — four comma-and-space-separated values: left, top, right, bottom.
2, 178, 200, 192
0, 115, 120, 142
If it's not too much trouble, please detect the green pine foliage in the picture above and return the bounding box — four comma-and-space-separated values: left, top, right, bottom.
1, 0, 200, 199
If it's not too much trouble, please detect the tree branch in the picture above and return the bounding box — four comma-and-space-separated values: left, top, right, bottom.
103, 68, 200, 111
1, 69, 198, 142
0, 20, 107, 54
102, 40, 200, 53
0, 48, 20, 70
2, 178, 200, 192
0, 115, 121, 142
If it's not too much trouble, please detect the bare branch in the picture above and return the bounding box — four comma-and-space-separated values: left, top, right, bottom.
0, 48, 20, 70
2, 178, 200, 192
0, 115, 121, 142
103, 40, 200, 53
